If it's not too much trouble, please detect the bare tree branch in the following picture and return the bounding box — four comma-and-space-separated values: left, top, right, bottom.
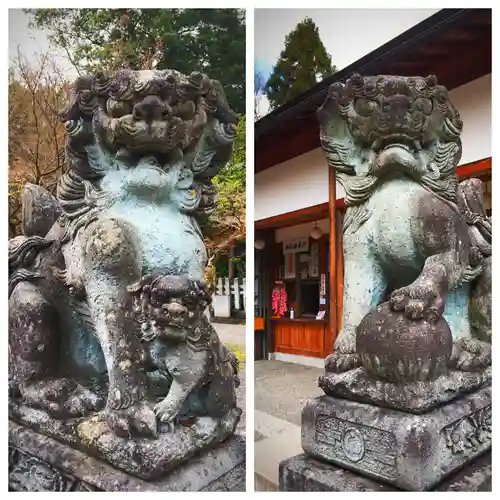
8, 48, 68, 237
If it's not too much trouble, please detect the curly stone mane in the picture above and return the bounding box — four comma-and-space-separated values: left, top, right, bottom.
318, 75, 463, 200
318, 74, 464, 232
56, 69, 238, 241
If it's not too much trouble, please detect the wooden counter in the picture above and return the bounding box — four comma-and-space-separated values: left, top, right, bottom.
271, 317, 327, 358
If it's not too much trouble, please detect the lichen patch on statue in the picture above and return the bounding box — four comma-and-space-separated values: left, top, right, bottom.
8, 68, 242, 470
317, 74, 491, 385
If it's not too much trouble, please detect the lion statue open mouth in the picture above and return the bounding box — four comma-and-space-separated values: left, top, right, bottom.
318, 74, 491, 375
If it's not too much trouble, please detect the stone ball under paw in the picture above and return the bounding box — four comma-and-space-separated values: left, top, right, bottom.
356, 302, 452, 383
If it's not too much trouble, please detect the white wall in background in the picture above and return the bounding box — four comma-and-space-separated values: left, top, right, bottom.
255, 74, 491, 221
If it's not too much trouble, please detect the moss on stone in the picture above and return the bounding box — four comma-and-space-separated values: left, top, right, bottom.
77, 414, 109, 447
226, 344, 245, 364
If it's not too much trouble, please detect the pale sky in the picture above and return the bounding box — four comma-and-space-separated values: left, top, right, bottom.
9, 7, 441, 115
8, 8, 78, 78
255, 8, 440, 117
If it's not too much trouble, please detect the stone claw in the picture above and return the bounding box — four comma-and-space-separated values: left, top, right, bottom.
154, 399, 179, 432
390, 293, 408, 311
325, 353, 360, 373
162, 420, 176, 434
105, 401, 157, 438
333, 333, 357, 354
449, 338, 491, 372
390, 285, 444, 322
107, 412, 132, 439
20, 379, 105, 418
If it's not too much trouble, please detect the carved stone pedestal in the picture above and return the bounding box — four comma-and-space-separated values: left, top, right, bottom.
9, 420, 245, 492
292, 385, 491, 491
279, 452, 491, 492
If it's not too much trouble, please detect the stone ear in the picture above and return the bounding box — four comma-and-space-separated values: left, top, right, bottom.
425, 75, 438, 87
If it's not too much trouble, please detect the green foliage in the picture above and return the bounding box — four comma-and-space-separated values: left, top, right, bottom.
214, 115, 245, 188
265, 17, 335, 110
225, 343, 246, 364
212, 115, 245, 224
26, 8, 246, 113
205, 115, 246, 262
230, 257, 246, 276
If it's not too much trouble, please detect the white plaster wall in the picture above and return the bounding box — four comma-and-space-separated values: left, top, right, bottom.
255, 148, 346, 221
274, 219, 330, 243
255, 74, 491, 222
449, 74, 491, 166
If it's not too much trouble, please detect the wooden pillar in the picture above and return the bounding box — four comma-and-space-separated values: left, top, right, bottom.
264, 230, 276, 358
327, 167, 338, 354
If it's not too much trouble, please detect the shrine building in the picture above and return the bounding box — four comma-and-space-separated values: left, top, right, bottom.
254, 8, 492, 365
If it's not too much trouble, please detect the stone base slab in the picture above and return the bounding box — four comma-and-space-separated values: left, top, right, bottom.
9, 421, 245, 491
279, 452, 491, 491
301, 386, 491, 491
10, 401, 241, 480
319, 367, 491, 413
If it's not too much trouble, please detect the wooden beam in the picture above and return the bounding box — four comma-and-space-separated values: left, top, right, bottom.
457, 157, 492, 178
255, 16, 491, 174
255, 203, 328, 230
256, 117, 320, 172
255, 158, 490, 233
255, 198, 346, 231
327, 167, 338, 355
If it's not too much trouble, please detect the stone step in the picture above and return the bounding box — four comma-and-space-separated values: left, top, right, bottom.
254, 409, 298, 438
254, 413, 302, 492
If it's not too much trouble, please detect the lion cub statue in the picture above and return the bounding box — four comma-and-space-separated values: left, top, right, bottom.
127, 275, 240, 430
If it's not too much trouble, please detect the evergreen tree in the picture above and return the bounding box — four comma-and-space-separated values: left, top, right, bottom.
26, 8, 246, 113
265, 17, 335, 110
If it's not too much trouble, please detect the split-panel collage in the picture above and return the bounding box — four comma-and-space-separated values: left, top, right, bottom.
7, 5, 493, 494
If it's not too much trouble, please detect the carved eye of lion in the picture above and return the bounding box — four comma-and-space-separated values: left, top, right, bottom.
435, 91, 448, 105
354, 98, 376, 116
150, 295, 163, 307
412, 98, 432, 115
184, 298, 197, 310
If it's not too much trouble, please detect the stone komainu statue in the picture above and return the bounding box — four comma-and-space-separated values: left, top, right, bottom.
290, 75, 492, 493
317, 74, 491, 376
9, 69, 241, 439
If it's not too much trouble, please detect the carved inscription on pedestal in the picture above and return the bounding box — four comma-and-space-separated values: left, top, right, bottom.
314, 415, 397, 480
8, 446, 100, 492
442, 404, 492, 454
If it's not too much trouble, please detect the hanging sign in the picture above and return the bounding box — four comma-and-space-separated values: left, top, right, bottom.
309, 242, 319, 277
283, 237, 309, 254
320, 273, 326, 296
284, 253, 296, 279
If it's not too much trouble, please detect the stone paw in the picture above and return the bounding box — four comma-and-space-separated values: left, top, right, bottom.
63, 384, 104, 417
153, 399, 178, 432
325, 353, 360, 373
21, 378, 104, 418
390, 284, 444, 321
105, 401, 157, 438
107, 371, 147, 411
325, 334, 359, 373
449, 338, 491, 372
